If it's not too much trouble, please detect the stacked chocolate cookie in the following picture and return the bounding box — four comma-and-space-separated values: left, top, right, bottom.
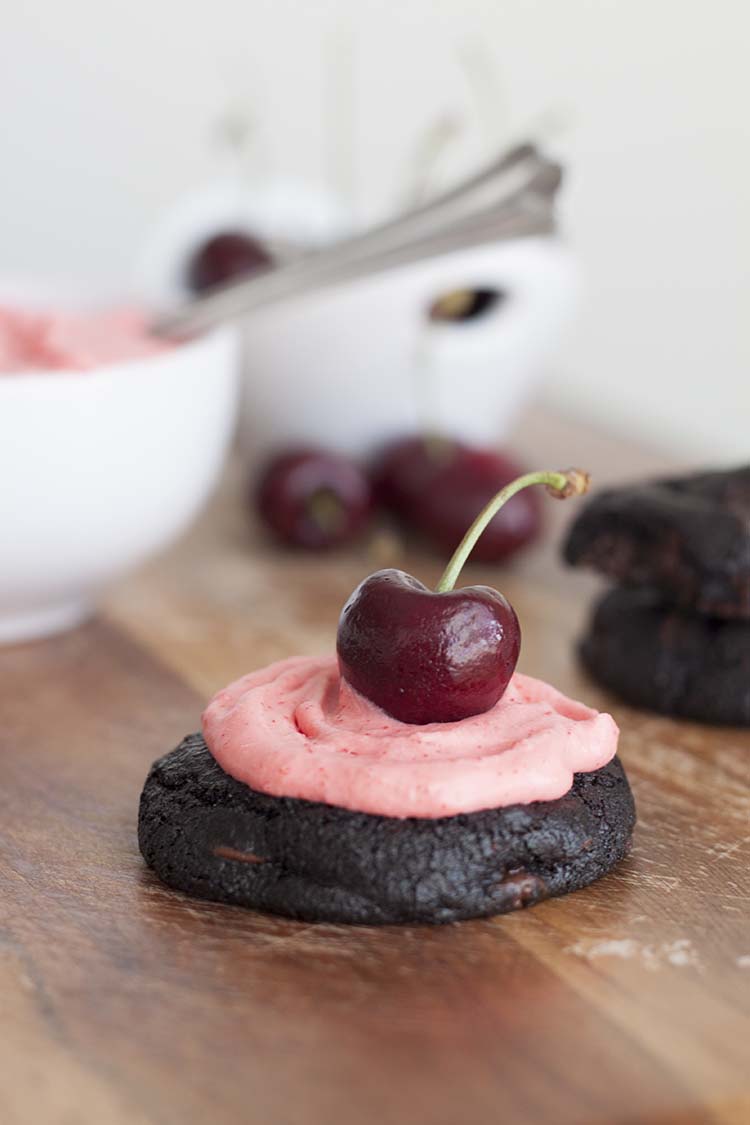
563, 466, 750, 725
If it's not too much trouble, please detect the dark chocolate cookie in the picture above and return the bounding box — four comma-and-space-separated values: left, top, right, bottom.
139, 735, 635, 925
563, 466, 750, 618
580, 587, 750, 725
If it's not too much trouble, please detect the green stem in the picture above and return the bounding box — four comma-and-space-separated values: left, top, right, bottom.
436, 468, 590, 593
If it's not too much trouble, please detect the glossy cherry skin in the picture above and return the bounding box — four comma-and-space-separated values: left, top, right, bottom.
186, 230, 273, 294
256, 448, 372, 550
374, 437, 541, 562
372, 435, 450, 515
337, 568, 520, 724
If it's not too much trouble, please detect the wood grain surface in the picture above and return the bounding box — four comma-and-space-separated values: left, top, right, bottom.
2, 408, 749, 1125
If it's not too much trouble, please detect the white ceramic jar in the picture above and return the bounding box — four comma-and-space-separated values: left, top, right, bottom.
138, 177, 578, 467
237, 236, 579, 464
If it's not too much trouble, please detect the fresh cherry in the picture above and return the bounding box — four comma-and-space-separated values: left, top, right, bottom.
338, 569, 520, 724
374, 436, 541, 562
187, 230, 273, 294
337, 468, 590, 724
256, 448, 373, 551
372, 434, 452, 515
418, 446, 542, 561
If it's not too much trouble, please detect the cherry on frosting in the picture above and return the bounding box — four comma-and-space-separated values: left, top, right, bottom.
256, 448, 373, 550
373, 436, 541, 562
337, 468, 590, 724
337, 569, 520, 724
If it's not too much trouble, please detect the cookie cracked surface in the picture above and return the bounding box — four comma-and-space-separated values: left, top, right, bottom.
139, 734, 635, 925
580, 586, 750, 726
563, 466, 750, 618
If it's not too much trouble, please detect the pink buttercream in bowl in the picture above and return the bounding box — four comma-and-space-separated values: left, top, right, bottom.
0, 305, 170, 372
0, 283, 237, 644
202, 655, 619, 819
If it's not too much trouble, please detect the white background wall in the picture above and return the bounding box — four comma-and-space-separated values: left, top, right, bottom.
2, 1, 748, 459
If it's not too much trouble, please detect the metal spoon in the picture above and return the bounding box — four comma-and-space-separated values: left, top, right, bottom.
152, 142, 562, 339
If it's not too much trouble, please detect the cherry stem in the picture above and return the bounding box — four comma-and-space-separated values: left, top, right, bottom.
435, 468, 590, 593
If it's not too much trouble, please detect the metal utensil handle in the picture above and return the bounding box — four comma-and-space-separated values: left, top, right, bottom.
158, 205, 553, 337
152, 143, 561, 339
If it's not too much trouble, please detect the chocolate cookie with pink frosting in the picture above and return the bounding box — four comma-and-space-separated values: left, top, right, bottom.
138, 657, 634, 925
138, 735, 633, 925
139, 467, 636, 924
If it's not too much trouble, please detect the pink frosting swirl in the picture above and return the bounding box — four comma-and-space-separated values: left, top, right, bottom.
201, 656, 619, 818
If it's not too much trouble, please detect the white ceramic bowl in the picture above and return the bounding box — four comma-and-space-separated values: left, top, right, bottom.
0, 322, 239, 644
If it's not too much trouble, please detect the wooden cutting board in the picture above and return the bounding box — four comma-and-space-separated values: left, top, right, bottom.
2, 409, 749, 1125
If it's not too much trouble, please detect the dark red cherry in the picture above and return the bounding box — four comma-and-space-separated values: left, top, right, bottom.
373, 435, 454, 514
256, 448, 372, 550
373, 437, 541, 562
418, 446, 541, 561
187, 230, 273, 294
337, 468, 590, 724
337, 568, 520, 724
